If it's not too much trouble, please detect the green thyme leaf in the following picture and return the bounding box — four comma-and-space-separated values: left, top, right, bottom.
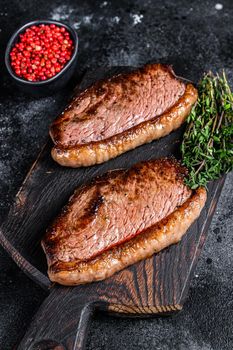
181, 71, 233, 189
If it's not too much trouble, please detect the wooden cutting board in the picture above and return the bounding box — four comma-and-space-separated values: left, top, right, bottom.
0, 67, 225, 350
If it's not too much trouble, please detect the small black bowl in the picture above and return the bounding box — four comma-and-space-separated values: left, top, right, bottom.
5, 20, 78, 97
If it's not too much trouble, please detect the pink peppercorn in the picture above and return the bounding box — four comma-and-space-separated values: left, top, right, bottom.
10, 24, 74, 82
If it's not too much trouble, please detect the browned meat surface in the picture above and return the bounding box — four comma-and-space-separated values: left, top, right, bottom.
42, 159, 207, 285
52, 65, 186, 145
50, 64, 198, 167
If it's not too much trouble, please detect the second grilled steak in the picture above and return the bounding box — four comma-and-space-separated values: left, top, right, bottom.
42, 158, 207, 285
50, 64, 198, 167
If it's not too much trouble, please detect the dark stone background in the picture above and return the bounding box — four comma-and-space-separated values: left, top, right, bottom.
0, 0, 232, 349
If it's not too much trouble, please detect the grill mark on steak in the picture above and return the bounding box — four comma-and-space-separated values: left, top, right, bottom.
42, 158, 192, 267
87, 193, 105, 216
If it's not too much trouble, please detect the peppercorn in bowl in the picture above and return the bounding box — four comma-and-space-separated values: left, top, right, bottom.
5, 20, 78, 96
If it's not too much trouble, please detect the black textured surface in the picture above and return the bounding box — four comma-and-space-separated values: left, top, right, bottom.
0, 0, 232, 349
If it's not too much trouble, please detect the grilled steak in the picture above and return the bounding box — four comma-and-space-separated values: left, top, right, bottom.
42, 158, 207, 285
50, 64, 198, 167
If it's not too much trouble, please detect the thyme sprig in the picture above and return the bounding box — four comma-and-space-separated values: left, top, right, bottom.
181, 71, 233, 189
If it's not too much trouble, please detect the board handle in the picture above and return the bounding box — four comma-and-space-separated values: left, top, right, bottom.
18, 284, 102, 350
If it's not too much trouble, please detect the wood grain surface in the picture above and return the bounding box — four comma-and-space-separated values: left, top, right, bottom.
0, 67, 225, 350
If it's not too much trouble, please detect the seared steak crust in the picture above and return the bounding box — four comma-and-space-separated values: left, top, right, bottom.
50, 64, 198, 167
42, 159, 207, 285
